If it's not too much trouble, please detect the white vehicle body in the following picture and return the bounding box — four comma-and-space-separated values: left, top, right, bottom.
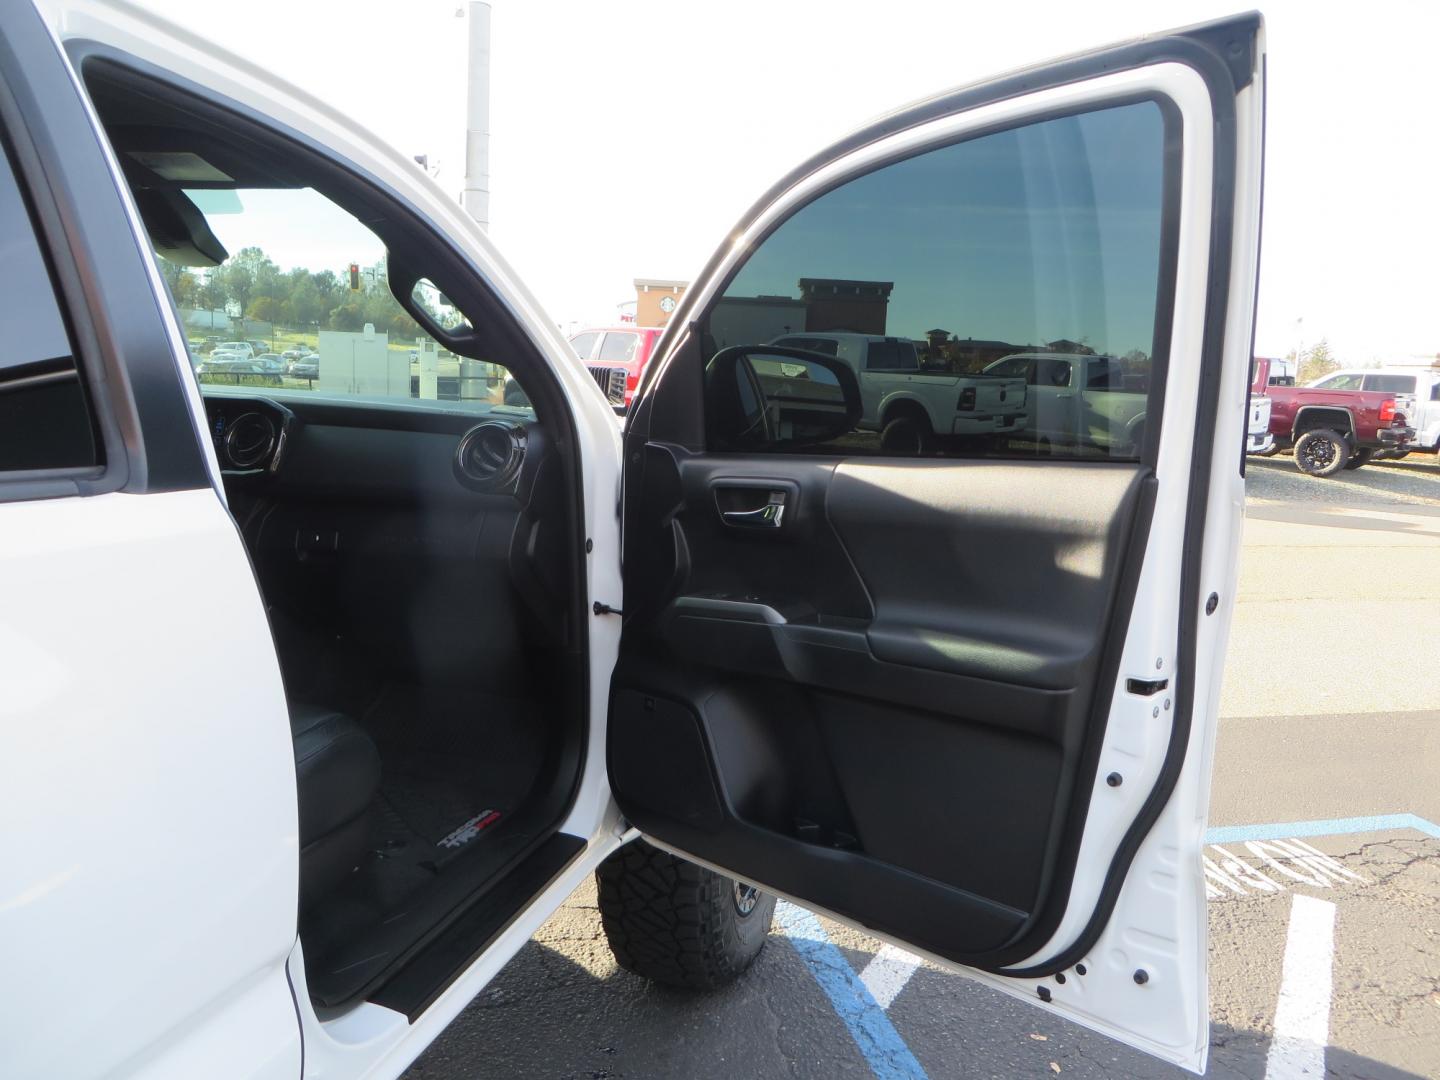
772, 331, 1029, 436
1248, 390, 1274, 453
984, 352, 1150, 453
1309, 366, 1440, 451
213, 341, 255, 358
1, 3, 1264, 1078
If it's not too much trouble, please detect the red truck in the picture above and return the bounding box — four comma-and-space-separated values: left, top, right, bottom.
1250, 357, 1414, 476
504, 326, 665, 413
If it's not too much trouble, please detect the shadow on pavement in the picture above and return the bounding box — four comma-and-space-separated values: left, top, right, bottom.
404, 935, 1426, 1080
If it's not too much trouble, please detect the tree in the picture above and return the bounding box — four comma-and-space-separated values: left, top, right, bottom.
1295, 339, 1339, 385
156, 258, 199, 307
197, 270, 228, 314
328, 302, 365, 332
247, 296, 284, 324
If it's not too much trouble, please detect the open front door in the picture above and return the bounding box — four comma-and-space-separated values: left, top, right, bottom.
609, 14, 1263, 1073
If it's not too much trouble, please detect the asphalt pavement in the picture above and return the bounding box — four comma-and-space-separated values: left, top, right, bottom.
406, 451, 1440, 1080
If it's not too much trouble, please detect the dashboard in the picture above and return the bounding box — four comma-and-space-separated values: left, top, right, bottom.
200, 392, 571, 668
200, 394, 540, 501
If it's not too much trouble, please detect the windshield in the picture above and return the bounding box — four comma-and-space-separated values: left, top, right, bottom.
157, 187, 531, 417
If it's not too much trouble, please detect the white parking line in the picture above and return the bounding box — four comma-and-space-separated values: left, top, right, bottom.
858, 944, 923, 1010
1264, 893, 1336, 1080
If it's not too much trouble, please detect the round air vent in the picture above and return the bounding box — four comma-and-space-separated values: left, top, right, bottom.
454, 421, 525, 491
224, 412, 277, 469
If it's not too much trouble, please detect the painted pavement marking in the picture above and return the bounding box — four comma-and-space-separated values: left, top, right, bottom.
775, 901, 928, 1080
1264, 893, 1337, 1080
769, 816, 1432, 1076
1204, 837, 1368, 899
1205, 812, 1440, 844
859, 944, 924, 1011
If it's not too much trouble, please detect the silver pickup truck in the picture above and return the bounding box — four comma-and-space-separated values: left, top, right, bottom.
771, 332, 1027, 452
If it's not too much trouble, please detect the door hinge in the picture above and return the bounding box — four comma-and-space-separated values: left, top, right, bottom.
1125, 677, 1169, 696
593, 601, 624, 617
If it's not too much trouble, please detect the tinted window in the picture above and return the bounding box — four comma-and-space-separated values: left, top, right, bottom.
598, 332, 640, 363
0, 142, 99, 472
1086, 359, 1123, 390
1364, 374, 1416, 395
865, 340, 918, 371
569, 332, 598, 359
985, 356, 1030, 379
774, 336, 839, 357
702, 101, 1170, 460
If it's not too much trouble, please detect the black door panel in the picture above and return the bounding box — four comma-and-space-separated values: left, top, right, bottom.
827, 461, 1146, 690
610, 448, 1153, 967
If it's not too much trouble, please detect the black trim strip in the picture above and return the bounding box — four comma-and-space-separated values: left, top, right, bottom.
368, 834, 587, 1021
0, 3, 209, 496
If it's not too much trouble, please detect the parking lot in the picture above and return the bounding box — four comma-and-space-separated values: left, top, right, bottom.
407, 455, 1440, 1080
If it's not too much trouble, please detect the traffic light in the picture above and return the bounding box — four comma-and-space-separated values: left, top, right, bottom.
348, 263, 360, 291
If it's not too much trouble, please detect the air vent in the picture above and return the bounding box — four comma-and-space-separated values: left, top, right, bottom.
223, 412, 277, 469
454, 421, 525, 491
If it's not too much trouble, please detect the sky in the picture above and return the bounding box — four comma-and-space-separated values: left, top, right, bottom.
133, 0, 1439, 364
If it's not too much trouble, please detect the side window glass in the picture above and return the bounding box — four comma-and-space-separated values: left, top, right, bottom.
1318, 374, 1361, 391
864, 340, 918, 371
147, 187, 526, 415
0, 141, 99, 473
1363, 374, 1416, 395
700, 101, 1171, 460
598, 333, 640, 363
569, 332, 598, 360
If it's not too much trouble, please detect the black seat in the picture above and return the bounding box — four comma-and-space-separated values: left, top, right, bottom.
291, 705, 381, 907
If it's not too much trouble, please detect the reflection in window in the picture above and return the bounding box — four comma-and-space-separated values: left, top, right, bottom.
704, 101, 1170, 460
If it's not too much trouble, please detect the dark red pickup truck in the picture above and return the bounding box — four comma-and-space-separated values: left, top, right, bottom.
1251, 357, 1414, 476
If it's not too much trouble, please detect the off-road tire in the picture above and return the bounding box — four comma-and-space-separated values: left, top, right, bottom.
596, 840, 776, 991
1253, 441, 1281, 457
1293, 428, 1350, 477
880, 412, 934, 454
1343, 446, 1374, 470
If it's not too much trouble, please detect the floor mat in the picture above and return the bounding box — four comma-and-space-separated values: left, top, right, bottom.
363, 683, 546, 845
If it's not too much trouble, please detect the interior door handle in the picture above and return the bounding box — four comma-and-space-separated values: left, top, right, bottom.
721, 494, 786, 529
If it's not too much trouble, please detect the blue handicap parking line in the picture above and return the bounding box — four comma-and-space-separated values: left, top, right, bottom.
1205, 813, 1440, 844
775, 902, 928, 1080
773, 814, 1436, 1079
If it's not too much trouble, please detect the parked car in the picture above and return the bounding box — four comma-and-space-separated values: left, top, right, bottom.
1251, 357, 1415, 475
504, 327, 665, 411
983, 352, 1148, 455
1, 4, 1265, 1078
212, 341, 254, 359
289, 358, 319, 379
198, 356, 262, 375
773, 332, 1028, 452
1306, 367, 1440, 460
569, 325, 666, 410
253, 353, 286, 374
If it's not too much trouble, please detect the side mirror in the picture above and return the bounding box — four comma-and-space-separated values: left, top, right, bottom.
705, 345, 861, 451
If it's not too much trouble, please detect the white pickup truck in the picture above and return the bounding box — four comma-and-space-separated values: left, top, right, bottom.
770, 331, 1027, 452
983, 352, 1149, 455
1307, 367, 1440, 459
